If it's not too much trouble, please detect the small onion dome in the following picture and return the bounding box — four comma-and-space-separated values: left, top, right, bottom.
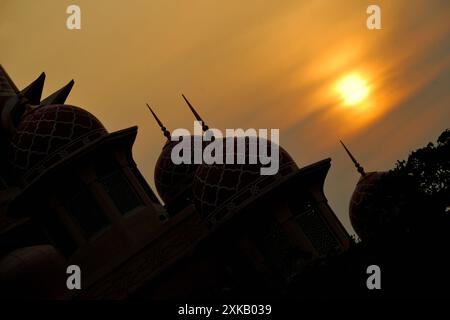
154, 137, 206, 204
8, 104, 108, 183
192, 137, 298, 225
349, 171, 387, 240
0, 245, 67, 299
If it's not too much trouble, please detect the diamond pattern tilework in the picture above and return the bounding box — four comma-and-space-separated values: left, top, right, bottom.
8, 104, 107, 181
192, 137, 298, 224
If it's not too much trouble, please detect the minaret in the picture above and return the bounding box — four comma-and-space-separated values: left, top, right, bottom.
181, 94, 209, 132
146, 103, 171, 141
340, 140, 366, 176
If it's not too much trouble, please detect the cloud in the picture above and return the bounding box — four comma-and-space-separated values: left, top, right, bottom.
2, 0, 449, 232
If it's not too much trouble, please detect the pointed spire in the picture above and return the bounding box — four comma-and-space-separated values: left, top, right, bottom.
40, 80, 74, 106
0, 65, 25, 135
20, 72, 46, 104
0, 64, 19, 96
182, 94, 209, 132
146, 103, 171, 140
340, 140, 366, 176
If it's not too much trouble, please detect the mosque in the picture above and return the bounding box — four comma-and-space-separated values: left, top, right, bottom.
0, 66, 376, 299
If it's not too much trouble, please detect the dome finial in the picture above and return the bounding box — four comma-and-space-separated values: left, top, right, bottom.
181, 94, 209, 132
340, 140, 366, 176
146, 103, 171, 140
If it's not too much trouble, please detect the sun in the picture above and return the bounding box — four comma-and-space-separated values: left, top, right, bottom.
336, 74, 369, 105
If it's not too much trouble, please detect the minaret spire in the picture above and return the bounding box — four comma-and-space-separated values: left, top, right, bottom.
0, 65, 19, 96
340, 140, 366, 176
20, 72, 46, 104
0, 65, 27, 135
40, 80, 74, 106
181, 94, 209, 132
146, 103, 171, 140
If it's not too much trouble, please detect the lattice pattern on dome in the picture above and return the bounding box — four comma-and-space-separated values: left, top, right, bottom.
192, 137, 298, 225
8, 104, 107, 182
154, 138, 205, 204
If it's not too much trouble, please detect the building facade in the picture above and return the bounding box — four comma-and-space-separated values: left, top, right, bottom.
0, 66, 350, 299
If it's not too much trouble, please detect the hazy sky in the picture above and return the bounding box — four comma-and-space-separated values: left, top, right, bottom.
1, 0, 449, 233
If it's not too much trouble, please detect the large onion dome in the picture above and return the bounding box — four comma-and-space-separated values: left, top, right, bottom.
148, 97, 209, 207
8, 104, 107, 183
0, 66, 104, 185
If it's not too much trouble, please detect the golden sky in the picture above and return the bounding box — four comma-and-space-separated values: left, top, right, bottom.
1, 0, 450, 233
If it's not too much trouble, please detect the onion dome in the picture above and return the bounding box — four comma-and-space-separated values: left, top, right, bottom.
349, 171, 387, 240
1, 66, 96, 184
0, 245, 67, 299
349, 169, 425, 240
340, 140, 390, 240
8, 104, 108, 182
148, 96, 209, 206
192, 137, 298, 225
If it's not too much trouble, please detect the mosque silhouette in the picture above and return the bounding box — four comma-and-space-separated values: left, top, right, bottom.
0, 66, 435, 299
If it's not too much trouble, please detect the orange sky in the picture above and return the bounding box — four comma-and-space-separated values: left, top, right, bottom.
1, 0, 450, 233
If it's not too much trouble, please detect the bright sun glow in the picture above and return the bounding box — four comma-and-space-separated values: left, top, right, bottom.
336, 74, 369, 105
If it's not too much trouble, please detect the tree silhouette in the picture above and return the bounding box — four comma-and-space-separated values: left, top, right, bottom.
288, 129, 450, 299
393, 129, 449, 215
